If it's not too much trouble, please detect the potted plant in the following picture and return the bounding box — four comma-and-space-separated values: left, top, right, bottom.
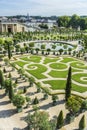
13, 94, 25, 112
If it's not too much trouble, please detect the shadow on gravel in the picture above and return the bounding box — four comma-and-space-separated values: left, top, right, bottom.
0, 109, 16, 118
0, 100, 10, 106
0, 93, 5, 99
13, 126, 28, 130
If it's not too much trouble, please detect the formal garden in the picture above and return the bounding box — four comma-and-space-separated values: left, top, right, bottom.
12, 55, 87, 96
0, 31, 87, 129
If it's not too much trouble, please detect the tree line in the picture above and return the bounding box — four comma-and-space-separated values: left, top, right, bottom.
57, 14, 87, 30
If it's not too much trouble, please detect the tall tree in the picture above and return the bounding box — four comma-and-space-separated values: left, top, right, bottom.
0, 69, 4, 88
8, 79, 14, 101
4, 40, 12, 59
56, 110, 64, 129
79, 115, 85, 130
65, 66, 72, 101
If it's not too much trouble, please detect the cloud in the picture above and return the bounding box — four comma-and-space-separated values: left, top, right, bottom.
0, 0, 87, 16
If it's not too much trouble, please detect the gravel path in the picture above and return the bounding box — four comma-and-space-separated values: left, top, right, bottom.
0, 90, 27, 130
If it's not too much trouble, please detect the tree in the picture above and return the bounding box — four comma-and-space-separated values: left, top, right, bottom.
52, 95, 58, 106
56, 110, 64, 129
4, 40, 12, 59
65, 66, 72, 101
8, 79, 14, 101
57, 15, 70, 27
4, 79, 10, 94
59, 49, 63, 55
69, 14, 80, 29
29, 76, 35, 87
0, 69, 4, 88
33, 97, 39, 104
81, 100, 87, 110
25, 111, 51, 130
66, 96, 82, 115
13, 94, 25, 110
79, 115, 85, 130
36, 82, 41, 93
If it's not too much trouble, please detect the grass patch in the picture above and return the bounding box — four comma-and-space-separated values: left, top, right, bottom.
20, 55, 41, 63
27, 64, 47, 79
43, 80, 87, 93
72, 73, 87, 84
70, 62, 87, 69
50, 63, 67, 70
43, 80, 66, 90
72, 84, 87, 93
14, 61, 28, 67
44, 57, 59, 64
61, 57, 77, 63
48, 70, 68, 78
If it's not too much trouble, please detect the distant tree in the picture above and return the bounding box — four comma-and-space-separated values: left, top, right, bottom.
59, 49, 63, 55
65, 66, 72, 101
57, 15, 70, 27
56, 110, 64, 129
69, 14, 80, 29
79, 115, 85, 130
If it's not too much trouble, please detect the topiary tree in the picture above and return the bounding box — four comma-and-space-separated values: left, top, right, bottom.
79, 115, 85, 130
33, 97, 39, 105
8, 72, 12, 78
52, 95, 58, 106
4, 40, 12, 59
4, 79, 10, 94
26, 96, 31, 108
56, 110, 64, 129
23, 87, 27, 93
36, 82, 41, 93
0, 69, 4, 88
65, 66, 72, 101
8, 79, 14, 101
13, 94, 25, 112
28, 76, 35, 87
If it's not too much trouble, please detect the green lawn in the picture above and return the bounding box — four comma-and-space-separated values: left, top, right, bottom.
27, 64, 47, 79
43, 80, 87, 93
43, 80, 66, 90
49, 70, 68, 78
70, 62, 87, 69
72, 73, 87, 84
14, 61, 28, 67
61, 57, 77, 63
50, 63, 67, 70
43, 57, 59, 64
20, 55, 41, 63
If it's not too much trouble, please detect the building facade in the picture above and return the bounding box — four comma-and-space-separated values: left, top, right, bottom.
0, 22, 28, 33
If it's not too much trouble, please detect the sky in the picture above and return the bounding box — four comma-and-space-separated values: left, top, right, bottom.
0, 0, 87, 16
